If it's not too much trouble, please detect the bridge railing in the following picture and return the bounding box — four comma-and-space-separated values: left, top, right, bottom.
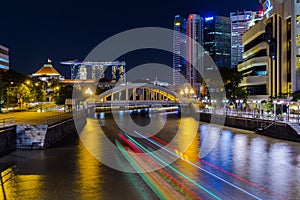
0, 117, 16, 128
93, 100, 190, 106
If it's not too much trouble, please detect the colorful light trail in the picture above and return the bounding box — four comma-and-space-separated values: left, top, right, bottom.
141, 131, 287, 200
132, 131, 262, 200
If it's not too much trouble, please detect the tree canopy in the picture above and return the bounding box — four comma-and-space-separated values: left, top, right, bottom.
219, 67, 248, 102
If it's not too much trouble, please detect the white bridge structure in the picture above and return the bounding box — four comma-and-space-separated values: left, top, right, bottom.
86, 83, 193, 108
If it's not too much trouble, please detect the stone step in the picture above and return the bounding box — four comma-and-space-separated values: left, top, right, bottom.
287, 123, 300, 135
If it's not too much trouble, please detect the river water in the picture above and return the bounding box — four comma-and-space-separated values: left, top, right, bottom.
0, 111, 300, 199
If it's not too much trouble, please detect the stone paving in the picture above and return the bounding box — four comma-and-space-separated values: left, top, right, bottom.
0, 110, 73, 125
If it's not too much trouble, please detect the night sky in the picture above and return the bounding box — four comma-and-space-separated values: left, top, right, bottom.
0, 0, 261, 79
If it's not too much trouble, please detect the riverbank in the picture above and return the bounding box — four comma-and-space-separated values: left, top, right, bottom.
198, 112, 300, 143
0, 110, 86, 152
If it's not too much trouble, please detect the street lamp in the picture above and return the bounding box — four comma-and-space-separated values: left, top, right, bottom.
180, 87, 195, 98
235, 99, 243, 116
273, 99, 284, 121
298, 100, 300, 123
180, 90, 184, 96
287, 102, 290, 122
222, 99, 229, 115
211, 99, 217, 114
273, 99, 277, 120
85, 87, 93, 95
253, 100, 262, 118
184, 87, 189, 97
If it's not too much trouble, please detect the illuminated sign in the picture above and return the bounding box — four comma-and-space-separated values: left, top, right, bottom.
175, 22, 181, 26
205, 16, 214, 22
264, 0, 273, 16
246, 14, 251, 20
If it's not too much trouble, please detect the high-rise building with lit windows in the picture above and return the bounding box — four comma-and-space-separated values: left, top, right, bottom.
230, 11, 263, 69
173, 15, 186, 87
204, 15, 231, 69
186, 14, 203, 96
0, 44, 9, 71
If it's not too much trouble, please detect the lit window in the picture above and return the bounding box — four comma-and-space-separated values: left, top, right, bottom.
297, 15, 300, 24
297, 35, 300, 45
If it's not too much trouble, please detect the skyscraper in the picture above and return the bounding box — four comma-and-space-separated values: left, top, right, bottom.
173, 15, 186, 87
204, 15, 231, 69
230, 11, 263, 69
0, 44, 9, 71
186, 14, 203, 96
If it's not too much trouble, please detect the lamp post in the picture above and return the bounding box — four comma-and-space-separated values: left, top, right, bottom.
287, 102, 290, 122
274, 99, 284, 121
211, 99, 217, 114
235, 99, 243, 116
184, 87, 189, 98
273, 100, 277, 121
298, 100, 300, 123
222, 99, 229, 115
253, 100, 262, 118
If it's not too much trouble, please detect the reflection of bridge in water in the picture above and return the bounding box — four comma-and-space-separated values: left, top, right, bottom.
86, 83, 192, 110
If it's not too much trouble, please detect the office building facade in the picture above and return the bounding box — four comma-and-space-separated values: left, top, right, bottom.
204, 15, 231, 69
173, 15, 186, 87
0, 44, 9, 71
186, 14, 203, 96
238, 0, 300, 100
230, 11, 263, 69
237, 20, 268, 100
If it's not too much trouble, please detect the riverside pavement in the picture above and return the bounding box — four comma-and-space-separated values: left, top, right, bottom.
0, 110, 73, 125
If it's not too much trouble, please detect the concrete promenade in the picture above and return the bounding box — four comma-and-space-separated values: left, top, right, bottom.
0, 111, 73, 125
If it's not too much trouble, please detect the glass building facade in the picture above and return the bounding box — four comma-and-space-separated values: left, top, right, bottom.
204, 15, 231, 69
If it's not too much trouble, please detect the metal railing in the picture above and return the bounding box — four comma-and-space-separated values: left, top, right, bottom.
0, 117, 16, 128
44, 113, 73, 125
197, 107, 297, 123
44, 110, 86, 125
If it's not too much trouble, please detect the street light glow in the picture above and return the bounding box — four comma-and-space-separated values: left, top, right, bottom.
85, 87, 93, 95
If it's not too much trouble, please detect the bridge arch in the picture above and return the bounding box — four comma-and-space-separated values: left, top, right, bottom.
95, 83, 183, 102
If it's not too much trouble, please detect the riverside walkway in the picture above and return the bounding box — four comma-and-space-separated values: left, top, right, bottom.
0, 111, 73, 125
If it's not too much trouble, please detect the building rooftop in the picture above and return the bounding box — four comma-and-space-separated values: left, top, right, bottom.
33, 64, 61, 76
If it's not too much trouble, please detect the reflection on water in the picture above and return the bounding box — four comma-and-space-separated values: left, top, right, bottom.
76, 139, 103, 199
1, 166, 45, 199
0, 113, 300, 199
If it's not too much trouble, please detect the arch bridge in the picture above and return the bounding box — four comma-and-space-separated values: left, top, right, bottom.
90, 83, 191, 108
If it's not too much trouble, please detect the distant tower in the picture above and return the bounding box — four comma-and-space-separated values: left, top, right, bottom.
173, 15, 186, 87
186, 14, 203, 96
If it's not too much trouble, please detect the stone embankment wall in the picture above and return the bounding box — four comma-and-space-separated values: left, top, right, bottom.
17, 113, 87, 149
0, 126, 16, 155
44, 114, 86, 148
198, 113, 300, 142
